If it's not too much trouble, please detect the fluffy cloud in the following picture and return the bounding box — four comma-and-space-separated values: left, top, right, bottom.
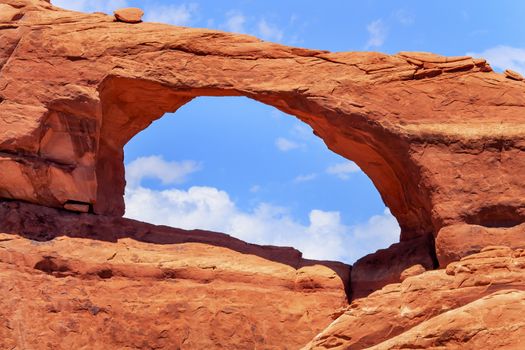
257, 19, 284, 42
365, 19, 387, 49
126, 155, 201, 188
275, 137, 301, 151
293, 173, 317, 183
467, 46, 525, 75
51, 0, 128, 13
393, 9, 415, 26
124, 156, 399, 263
326, 161, 362, 180
224, 11, 247, 33
144, 3, 198, 26
221, 12, 284, 42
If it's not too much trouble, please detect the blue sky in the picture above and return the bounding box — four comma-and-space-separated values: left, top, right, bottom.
53, 0, 525, 263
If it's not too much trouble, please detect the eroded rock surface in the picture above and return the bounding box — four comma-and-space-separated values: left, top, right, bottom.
0, 0, 524, 262
114, 7, 144, 23
1, 1, 525, 349
303, 246, 525, 349
0, 202, 349, 349
350, 235, 436, 299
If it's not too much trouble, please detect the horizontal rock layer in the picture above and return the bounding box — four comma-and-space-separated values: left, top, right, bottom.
0, 202, 350, 349
304, 245, 525, 349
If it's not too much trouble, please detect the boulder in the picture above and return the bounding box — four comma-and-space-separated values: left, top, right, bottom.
114, 7, 144, 23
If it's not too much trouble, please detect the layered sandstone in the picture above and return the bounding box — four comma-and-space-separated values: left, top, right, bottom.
0, 0, 524, 264
1, 1, 525, 348
304, 246, 525, 349
0, 201, 349, 349
2, 201, 525, 349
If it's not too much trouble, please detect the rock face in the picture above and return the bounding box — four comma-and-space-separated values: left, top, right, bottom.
304, 246, 525, 349
0, 0, 524, 264
0, 201, 350, 349
3, 200, 525, 349
1, 1, 525, 348
350, 235, 436, 299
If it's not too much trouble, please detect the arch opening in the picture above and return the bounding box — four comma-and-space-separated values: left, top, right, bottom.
95, 76, 435, 257
122, 95, 401, 263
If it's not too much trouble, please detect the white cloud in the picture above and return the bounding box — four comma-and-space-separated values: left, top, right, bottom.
123, 155, 399, 263
275, 137, 301, 151
258, 19, 284, 42
365, 19, 387, 49
125, 181, 400, 263
467, 46, 525, 75
126, 155, 201, 188
326, 161, 361, 180
144, 3, 198, 26
224, 10, 246, 33
124, 156, 399, 263
290, 124, 313, 140
250, 185, 261, 193
294, 173, 317, 183
393, 9, 414, 26
52, 0, 128, 13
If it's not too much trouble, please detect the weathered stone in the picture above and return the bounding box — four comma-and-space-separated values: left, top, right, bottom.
114, 7, 144, 23
351, 235, 435, 299
303, 246, 525, 349
0, 4, 20, 21
505, 68, 524, 81
0, 201, 349, 349
436, 222, 525, 266
367, 290, 525, 349
0, 2, 525, 348
63, 202, 90, 213
0, 0, 524, 263
399, 264, 426, 281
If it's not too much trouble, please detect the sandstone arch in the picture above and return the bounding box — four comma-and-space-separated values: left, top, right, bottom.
96, 76, 423, 235
1, 0, 525, 264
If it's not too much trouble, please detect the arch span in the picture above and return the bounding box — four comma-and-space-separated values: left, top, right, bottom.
96, 75, 430, 240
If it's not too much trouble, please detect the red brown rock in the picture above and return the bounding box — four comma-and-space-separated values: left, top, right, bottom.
303, 246, 525, 349
436, 222, 525, 266
0, 201, 350, 349
399, 264, 426, 281
1, 1, 525, 348
367, 290, 525, 349
350, 235, 436, 299
0, 0, 524, 264
114, 7, 144, 23
505, 68, 524, 81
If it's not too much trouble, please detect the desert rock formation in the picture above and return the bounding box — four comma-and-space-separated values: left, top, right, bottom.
0, 202, 350, 349
1, 0, 524, 265
1, 0, 525, 348
304, 246, 525, 349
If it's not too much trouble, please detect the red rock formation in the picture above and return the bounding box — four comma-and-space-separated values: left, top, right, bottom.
114, 7, 144, 23
1, 0, 524, 264
0, 201, 350, 349
3, 200, 525, 349
350, 235, 436, 299
367, 290, 525, 349
304, 246, 525, 349
2, 1, 525, 348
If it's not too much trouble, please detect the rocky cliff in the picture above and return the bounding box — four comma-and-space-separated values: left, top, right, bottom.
1, 0, 525, 348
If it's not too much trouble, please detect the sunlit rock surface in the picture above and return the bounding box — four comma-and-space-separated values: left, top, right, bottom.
1, 0, 525, 348
0, 201, 349, 349
1, 0, 524, 261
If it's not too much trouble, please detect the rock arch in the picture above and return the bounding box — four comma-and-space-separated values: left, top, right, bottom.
1, 0, 525, 265
96, 75, 426, 238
